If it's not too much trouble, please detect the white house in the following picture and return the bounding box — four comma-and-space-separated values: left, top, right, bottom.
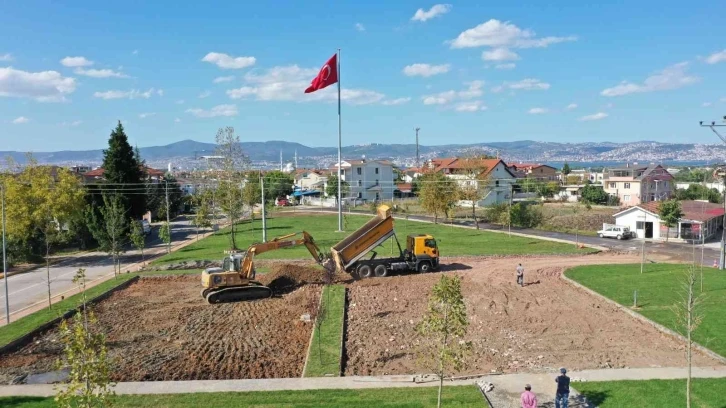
613, 200, 724, 241
294, 169, 327, 192
330, 159, 395, 201
428, 157, 517, 206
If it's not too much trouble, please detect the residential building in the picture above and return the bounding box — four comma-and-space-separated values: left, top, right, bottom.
82, 166, 165, 184
603, 164, 674, 206
508, 163, 558, 181
293, 169, 327, 192
330, 159, 395, 201
613, 200, 724, 241
426, 157, 517, 206
556, 184, 589, 202
589, 172, 604, 184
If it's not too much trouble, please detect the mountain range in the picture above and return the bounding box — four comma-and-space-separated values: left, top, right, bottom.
2, 139, 724, 169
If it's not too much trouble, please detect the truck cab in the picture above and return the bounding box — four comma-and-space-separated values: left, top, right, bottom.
406, 234, 439, 269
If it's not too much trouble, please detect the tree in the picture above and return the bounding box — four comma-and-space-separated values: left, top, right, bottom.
159, 222, 171, 253
658, 200, 683, 242
580, 184, 609, 205
456, 155, 491, 230
128, 218, 146, 263
192, 190, 213, 240
418, 172, 458, 224
55, 268, 115, 408
241, 173, 261, 219
101, 121, 145, 220
325, 174, 350, 202
88, 194, 127, 276
565, 175, 581, 185
416, 275, 470, 408
675, 184, 721, 203
562, 162, 571, 175
671, 265, 704, 408
215, 127, 250, 250
146, 176, 184, 221
264, 170, 294, 201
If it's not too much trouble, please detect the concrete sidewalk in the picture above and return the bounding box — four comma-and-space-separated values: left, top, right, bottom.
1, 366, 724, 397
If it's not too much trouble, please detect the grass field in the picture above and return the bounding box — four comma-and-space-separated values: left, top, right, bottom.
304, 285, 346, 377
565, 263, 726, 357
0, 386, 483, 407
574, 378, 726, 407
0, 273, 137, 349
154, 213, 593, 265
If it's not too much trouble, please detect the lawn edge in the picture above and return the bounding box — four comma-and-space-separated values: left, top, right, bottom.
561, 269, 726, 364
302, 284, 346, 378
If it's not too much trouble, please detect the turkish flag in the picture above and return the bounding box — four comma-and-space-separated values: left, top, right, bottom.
304, 54, 338, 93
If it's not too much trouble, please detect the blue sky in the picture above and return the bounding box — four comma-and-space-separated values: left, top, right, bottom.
1, 0, 726, 151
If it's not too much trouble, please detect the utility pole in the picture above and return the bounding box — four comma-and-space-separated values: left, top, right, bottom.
165, 179, 171, 254
640, 215, 646, 274
2, 185, 9, 324
260, 173, 267, 243
415, 127, 421, 168
700, 118, 726, 270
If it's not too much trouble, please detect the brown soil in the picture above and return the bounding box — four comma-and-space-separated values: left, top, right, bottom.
0, 269, 320, 383
344, 252, 722, 376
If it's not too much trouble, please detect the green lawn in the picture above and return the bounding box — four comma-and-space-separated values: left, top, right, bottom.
304, 285, 346, 377
0, 273, 138, 348
0, 386, 483, 407
153, 214, 593, 265
565, 263, 726, 357
574, 378, 726, 407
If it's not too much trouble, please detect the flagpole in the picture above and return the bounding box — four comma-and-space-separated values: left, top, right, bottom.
337, 48, 343, 232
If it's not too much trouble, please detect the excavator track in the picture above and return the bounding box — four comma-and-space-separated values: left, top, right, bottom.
205, 284, 273, 304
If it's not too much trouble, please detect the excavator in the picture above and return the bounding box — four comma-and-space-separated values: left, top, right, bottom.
200, 231, 330, 304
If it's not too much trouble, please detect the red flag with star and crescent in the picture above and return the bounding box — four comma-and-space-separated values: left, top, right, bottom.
304, 54, 338, 93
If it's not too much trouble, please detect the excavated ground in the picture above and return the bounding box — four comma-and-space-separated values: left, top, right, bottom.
344, 253, 724, 376
0, 265, 324, 383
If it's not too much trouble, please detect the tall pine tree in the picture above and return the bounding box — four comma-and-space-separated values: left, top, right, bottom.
101, 121, 145, 219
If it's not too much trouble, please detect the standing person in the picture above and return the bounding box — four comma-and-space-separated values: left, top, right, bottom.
520, 384, 537, 408
516, 263, 524, 287
555, 367, 571, 408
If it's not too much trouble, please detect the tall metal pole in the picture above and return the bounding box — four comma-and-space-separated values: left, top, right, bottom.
699, 119, 726, 269
2, 186, 9, 324
640, 215, 646, 274
261, 173, 267, 242
415, 127, 420, 168
337, 48, 343, 232
165, 179, 171, 254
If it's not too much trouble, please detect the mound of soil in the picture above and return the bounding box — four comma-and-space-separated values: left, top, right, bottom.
259, 264, 327, 293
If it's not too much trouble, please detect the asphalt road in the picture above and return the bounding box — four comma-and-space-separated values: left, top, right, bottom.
0, 217, 197, 323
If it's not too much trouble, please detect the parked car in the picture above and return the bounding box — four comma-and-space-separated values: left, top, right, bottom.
276, 197, 291, 206
140, 220, 151, 236
597, 225, 634, 240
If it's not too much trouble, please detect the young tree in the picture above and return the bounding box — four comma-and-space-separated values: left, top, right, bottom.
672, 265, 704, 408
192, 190, 213, 240
456, 155, 491, 230
418, 172, 458, 224
55, 268, 115, 408
215, 127, 250, 250
128, 218, 146, 263
325, 174, 350, 202
102, 121, 145, 220
416, 275, 470, 408
263, 170, 294, 201
159, 222, 171, 253
88, 194, 127, 276
658, 200, 683, 242
562, 162, 571, 175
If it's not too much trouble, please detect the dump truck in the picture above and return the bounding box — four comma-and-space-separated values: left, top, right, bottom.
331, 205, 439, 279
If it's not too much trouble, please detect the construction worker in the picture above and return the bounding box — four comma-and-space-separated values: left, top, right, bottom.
520, 384, 537, 408
516, 263, 524, 287
555, 367, 571, 408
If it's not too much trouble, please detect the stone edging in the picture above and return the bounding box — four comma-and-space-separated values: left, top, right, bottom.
301, 288, 325, 378
560, 273, 726, 365
0, 276, 140, 356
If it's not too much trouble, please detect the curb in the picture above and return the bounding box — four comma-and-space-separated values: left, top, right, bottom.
301, 289, 325, 378
561, 273, 726, 365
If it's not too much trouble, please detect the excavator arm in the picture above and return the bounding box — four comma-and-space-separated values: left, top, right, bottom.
238, 231, 327, 279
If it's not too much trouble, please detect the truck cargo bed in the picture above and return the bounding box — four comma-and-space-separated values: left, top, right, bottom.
331, 207, 395, 271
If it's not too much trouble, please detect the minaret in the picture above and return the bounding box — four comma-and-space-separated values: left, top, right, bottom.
279, 150, 283, 172
294, 149, 298, 170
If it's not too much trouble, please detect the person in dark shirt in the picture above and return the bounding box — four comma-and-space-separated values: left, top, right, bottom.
555, 367, 571, 408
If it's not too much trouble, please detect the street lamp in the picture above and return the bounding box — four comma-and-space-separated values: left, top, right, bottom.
700, 117, 726, 270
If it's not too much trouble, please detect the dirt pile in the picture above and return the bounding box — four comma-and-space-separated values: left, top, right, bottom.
259, 264, 325, 293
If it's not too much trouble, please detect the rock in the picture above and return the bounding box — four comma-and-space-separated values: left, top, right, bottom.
300, 314, 311, 322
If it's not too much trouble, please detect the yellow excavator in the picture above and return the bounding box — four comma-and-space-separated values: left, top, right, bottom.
200, 231, 329, 304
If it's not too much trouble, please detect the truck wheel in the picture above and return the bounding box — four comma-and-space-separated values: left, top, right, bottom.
357, 264, 373, 279
374, 264, 388, 278
418, 262, 432, 273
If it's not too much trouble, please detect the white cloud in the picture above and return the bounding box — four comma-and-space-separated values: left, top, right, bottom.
74, 68, 129, 78
176, 99, 185, 104
213, 76, 235, 83
60, 120, 82, 127
702, 102, 712, 107
494, 63, 516, 70
226, 64, 386, 105
411, 4, 452, 22
174, 118, 181, 123
132, 50, 138, 55
185, 104, 238, 118
579, 112, 608, 121
381, 97, 411, 106
493, 78, 550, 92
355, 23, 365, 32
601, 62, 698, 97
450, 19, 576, 49
0, 53, 13, 62
139, 112, 156, 119
202, 52, 256, 69
455, 101, 487, 112
12, 116, 29, 124
705, 50, 726, 64
0, 67, 76, 102
482, 47, 519, 61
199, 90, 212, 98
60, 56, 93, 67
93, 88, 161, 100
423, 81, 483, 105
566, 103, 578, 110
402, 63, 451, 77
528, 107, 547, 114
